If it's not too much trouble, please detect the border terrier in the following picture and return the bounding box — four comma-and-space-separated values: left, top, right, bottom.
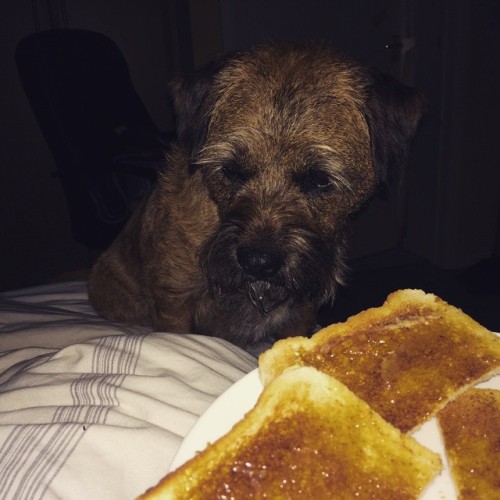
88, 43, 423, 347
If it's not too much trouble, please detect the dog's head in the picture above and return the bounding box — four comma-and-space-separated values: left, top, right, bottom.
170, 44, 423, 344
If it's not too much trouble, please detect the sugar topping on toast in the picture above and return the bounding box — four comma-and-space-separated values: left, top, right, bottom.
437, 388, 500, 499
139, 366, 441, 499
259, 289, 500, 432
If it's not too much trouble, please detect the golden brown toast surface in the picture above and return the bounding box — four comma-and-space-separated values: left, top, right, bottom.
259, 289, 500, 432
438, 388, 500, 499
140, 366, 441, 499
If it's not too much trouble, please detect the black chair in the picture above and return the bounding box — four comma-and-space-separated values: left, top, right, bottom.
16, 29, 171, 250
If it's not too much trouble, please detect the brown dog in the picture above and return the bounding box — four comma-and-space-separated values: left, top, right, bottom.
88, 43, 423, 347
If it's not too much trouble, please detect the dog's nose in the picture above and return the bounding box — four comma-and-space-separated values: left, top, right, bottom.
236, 246, 283, 280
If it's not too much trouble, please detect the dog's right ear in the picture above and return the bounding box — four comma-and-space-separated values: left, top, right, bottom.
169, 55, 231, 157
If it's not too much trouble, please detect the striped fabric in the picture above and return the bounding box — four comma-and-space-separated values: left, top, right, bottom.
0, 423, 86, 499
0, 282, 257, 499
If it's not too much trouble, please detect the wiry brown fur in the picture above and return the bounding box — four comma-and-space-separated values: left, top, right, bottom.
88, 44, 423, 346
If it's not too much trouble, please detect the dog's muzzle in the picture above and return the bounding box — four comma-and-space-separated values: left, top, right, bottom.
236, 246, 289, 314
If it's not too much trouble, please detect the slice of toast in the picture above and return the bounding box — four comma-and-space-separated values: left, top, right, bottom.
259, 289, 500, 432
437, 388, 500, 499
139, 366, 441, 499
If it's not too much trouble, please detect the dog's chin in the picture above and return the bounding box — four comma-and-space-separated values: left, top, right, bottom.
246, 280, 290, 315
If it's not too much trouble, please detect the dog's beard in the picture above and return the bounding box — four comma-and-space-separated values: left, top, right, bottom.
198, 220, 347, 344
246, 281, 289, 315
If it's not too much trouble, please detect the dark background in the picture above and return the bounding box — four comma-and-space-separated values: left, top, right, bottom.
1, 0, 499, 329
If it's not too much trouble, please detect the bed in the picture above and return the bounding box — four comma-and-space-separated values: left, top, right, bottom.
0, 280, 257, 499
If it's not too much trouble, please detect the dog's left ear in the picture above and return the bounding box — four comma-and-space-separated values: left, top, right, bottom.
169, 55, 232, 156
363, 69, 425, 186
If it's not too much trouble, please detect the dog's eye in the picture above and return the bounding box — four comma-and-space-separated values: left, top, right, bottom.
220, 162, 248, 186
298, 169, 333, 195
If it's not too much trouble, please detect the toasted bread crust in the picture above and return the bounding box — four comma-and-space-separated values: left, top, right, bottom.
259, 289, 500, 432
139, 366, 440, 499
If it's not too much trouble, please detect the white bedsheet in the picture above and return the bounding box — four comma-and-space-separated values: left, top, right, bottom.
0, 281, 257, 499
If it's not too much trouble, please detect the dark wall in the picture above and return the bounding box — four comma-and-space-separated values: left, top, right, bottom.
2, 0, 499, 292
0, 0, 177, 291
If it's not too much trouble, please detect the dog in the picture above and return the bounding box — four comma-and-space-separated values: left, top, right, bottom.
88, 43, 423, 347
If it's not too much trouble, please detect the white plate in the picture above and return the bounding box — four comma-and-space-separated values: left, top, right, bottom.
170, 369, 262, 470
171, 368, 500, 499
